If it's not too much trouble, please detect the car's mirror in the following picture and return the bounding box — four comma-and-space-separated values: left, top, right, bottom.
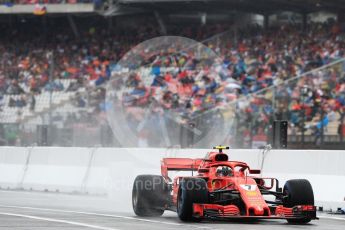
249, 169, 261, 174
262, 178, 275, 190
198, 168, 209, 173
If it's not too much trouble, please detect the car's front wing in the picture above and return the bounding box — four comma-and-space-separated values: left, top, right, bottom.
193, 203, 318, 220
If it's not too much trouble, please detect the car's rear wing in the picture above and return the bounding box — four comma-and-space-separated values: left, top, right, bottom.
161, 158, 204, 179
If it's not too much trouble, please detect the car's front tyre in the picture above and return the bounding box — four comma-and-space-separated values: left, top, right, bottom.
283, 179, 314, 224
177, 178, 209, 221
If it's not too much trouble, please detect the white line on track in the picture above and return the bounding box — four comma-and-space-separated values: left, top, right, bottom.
319, 215, 345, 221
0, 212, 119, 230
0, 205, 214, 230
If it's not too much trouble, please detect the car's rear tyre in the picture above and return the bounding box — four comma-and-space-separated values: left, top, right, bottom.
132, 175, 168, 217
177, 178, 208, 221
283, 179, 314, 224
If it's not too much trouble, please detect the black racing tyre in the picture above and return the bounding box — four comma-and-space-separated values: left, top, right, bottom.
132, 175, 168, 217
283, 179, 314, 224
177, 178, 209, 221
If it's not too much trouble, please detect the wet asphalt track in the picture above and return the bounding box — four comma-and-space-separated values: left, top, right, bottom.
0, 190, 344, 230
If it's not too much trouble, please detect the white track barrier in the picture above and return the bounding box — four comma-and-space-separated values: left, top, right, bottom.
22, 147, 91, 193
0, 147, 29, 189
0, 147, 344, 210
260, 149, 345, 210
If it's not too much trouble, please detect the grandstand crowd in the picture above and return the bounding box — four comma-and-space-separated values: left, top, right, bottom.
0, 0, 93, 4
1, 15, 345, 146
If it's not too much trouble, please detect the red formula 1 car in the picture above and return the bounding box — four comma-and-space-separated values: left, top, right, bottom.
132, 146, 317, 224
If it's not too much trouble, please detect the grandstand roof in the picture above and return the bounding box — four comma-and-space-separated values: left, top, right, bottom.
119, 0, 345, 14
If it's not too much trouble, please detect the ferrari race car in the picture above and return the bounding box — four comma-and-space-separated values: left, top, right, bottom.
132, 146, 317, 224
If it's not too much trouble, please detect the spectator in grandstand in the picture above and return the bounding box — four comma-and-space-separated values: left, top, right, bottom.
0, 74, 5, 94
16, 95, 27, 108
309, 111, 329, 145
67, 78, 84, 91
8, 97, 15, 107
8, 95, 27, 108
29, 93, 36, 111
44, 79, 64, 92
6, 80, 24, 95
0, 95, 4, 112
74, 92, 86, 108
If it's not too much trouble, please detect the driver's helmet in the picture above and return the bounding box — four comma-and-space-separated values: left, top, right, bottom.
216, 166, 232, 177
